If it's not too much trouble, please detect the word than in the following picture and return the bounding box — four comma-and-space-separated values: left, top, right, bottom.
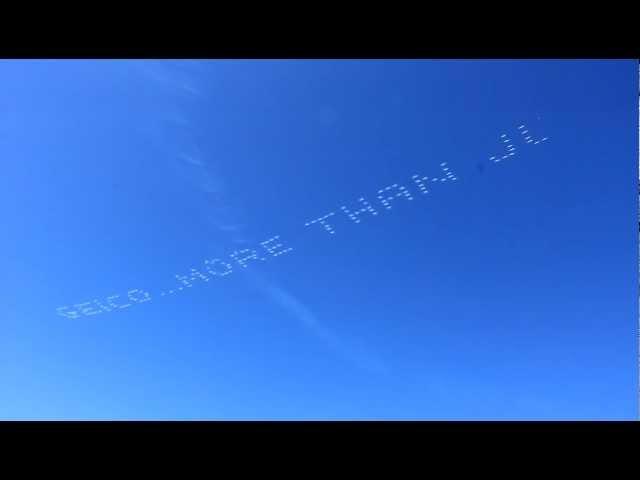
304, 162, 456, 235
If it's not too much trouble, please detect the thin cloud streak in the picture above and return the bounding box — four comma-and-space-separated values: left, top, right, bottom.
249, 272, 390, 376
136, 60, 388, 374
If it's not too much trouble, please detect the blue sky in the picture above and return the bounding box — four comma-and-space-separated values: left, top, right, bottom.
0, 59, 637, 419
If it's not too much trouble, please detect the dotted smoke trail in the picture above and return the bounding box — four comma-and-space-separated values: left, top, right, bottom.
517, 123, 549, 146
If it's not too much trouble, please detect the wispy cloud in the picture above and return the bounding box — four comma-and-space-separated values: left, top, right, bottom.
180, 82, 201, 97
133, 61, 205, 100
133, 62, 386, 373
179, 153, 204, 166
218, 224, 245, 232
248, 273, 389, 375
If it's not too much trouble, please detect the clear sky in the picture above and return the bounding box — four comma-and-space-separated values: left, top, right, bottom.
0, 59, 637, 420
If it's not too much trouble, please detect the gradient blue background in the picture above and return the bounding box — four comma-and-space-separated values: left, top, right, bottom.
0, 59, 637, 419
